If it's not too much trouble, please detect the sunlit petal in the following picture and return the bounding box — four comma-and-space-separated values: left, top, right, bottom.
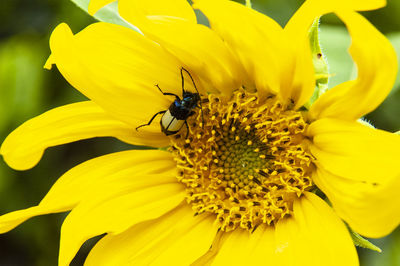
308, 118, 400, 182
314, 167, 400, 238
85, 205, 218, 266
0, 150, 174, 234
309, 10, 397, 120
118, 0, 196, 25
211, 225, 278, 265
193, 0, 284, 99
274, 193, 358, 266
47, 22, 190, 135
132, 16, 245, 95
0, 101, 162, 170
59, 179, 184, 265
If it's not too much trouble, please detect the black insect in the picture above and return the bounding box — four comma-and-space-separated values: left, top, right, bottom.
136, 67, 203, 137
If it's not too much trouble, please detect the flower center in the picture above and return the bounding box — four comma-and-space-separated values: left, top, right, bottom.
169, 90, 314, 232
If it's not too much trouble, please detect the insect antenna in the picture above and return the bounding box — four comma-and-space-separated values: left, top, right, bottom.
181, 67, 205, 128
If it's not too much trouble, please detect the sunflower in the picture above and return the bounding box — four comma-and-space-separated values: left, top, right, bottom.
0, 0, 399, 265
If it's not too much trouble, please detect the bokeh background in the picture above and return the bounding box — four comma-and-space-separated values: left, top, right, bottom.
0, 0, 399, 265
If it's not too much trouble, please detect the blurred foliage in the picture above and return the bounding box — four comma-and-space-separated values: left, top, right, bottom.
319, 25, 354, 88
0, 36, 45, 136
359, 227, 400, 266
0, 0, 399, 265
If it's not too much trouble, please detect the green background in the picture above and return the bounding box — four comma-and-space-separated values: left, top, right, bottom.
0, 0, 399, 265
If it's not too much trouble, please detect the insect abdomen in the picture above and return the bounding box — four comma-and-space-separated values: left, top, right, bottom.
160, 109, 185, 135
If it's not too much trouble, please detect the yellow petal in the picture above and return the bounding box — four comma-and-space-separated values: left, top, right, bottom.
275, 193, 358, 266
88, 0, 116, 15
278, 33, 315, 110
59, 178, 184, 265
309, 118, 400, 237
313, 167, 400, 238
0, 206, 45, 234
285, 0, 386, 39
128, 16, 245, 95
193, 0, 285, 99
47, 22, 190, 132
308, 118, 400, 183
206, 195, 357, 266
118, 0, 196, 25
85, 205, 218, 266
0, 101, 164, 171
0, 150, 174, 234
211, 225, 278, 265
335, 0, 386, 10
307, 10, 397, 120
283, 0, 388, 110
210, 230, 252, 265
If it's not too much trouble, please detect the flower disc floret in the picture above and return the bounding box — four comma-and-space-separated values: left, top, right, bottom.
170, 90, 314, 231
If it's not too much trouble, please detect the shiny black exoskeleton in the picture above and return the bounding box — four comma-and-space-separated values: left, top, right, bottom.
136, 67, 203, 137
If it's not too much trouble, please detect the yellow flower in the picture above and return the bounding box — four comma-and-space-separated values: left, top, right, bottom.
0, 0, 399, 265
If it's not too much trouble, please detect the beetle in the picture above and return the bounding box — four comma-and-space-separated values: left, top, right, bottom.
136, 67, 203, 137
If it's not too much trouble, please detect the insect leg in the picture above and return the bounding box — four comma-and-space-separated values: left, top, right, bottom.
136, 110, 166, 131
180, 67, 187, 95
181, 67, 205, 128
181, 67, 199, 94
155, 84, 180, 99
184, 120, 190, 139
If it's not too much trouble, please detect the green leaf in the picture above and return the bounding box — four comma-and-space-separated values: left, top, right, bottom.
309, 18, 329, 84
387, 32, 400, 94
347, 225, 382, 253
69, 0, 139, 31
304, 18, 329, 109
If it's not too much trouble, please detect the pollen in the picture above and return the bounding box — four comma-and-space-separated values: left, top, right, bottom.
169, 90, 314, 232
